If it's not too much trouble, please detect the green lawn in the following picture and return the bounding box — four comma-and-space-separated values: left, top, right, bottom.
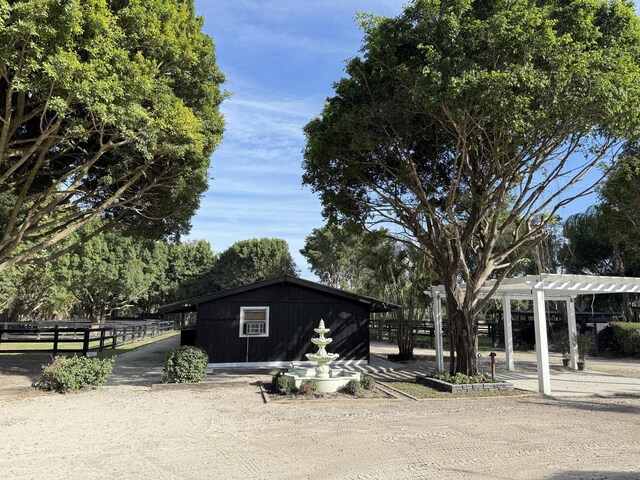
0, 331, 178, 359
388, 381, 526, 399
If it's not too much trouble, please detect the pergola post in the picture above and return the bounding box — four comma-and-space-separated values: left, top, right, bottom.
532, 288, 551, 395
566, 296, 578, 370
431, 288, 444, 371
502, 295, 514, 371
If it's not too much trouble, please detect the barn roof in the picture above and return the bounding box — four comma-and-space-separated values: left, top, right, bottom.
158, 275, 400, 315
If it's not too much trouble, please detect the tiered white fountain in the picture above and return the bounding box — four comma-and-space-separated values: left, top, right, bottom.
284, 319, 361, 393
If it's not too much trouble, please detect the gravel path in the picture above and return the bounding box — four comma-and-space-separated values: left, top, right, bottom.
1, 385, 639, 479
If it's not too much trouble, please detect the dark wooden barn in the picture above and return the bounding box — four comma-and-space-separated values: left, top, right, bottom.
158, 276, 397, 366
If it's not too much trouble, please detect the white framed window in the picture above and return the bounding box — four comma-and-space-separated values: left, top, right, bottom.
239, 306, 269, 338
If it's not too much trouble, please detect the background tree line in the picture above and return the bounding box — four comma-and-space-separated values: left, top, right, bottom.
0, 235, 298, 322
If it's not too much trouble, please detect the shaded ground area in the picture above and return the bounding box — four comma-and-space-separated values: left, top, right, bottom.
107, 335, 180, 386
0, 333, 180, 392
0, 352, 51, 391
1, 384, 639, 479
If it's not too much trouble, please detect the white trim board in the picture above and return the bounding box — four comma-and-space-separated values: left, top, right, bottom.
207, 360, 369, 369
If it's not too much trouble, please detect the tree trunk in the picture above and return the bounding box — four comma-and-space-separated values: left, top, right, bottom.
613, 244, 632, 320
445, 291, 479, 376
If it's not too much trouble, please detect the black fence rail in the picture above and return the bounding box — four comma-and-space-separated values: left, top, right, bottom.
370, 317, 494, 349
0, 320, 174, 356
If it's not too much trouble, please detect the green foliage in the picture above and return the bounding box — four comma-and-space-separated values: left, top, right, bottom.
210, 238, 298, 290
342, 379, 363, 395
302, 0, 640, 376
432, 372, 498, 384
34, 355, 114, 393
360, 375, 375, 390
0, 230, 217, 320
271, 372, 292, 395
0, 0, 225, 271
611, 323, 640, 356
301, 225, 435, 360
162, 346, 208, 383
576, 332, 595, 360
298, 379, 317, 395
300, 225, 383, 291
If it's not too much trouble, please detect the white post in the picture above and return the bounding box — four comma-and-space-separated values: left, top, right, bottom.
503, 295, 514, 371
566, 296, 578, 370
431, 288, 444, 371
532, 288, 551, 395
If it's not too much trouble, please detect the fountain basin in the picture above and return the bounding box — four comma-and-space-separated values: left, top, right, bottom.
284, 367, 362, 393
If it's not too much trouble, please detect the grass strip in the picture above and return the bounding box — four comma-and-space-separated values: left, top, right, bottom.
389, 381, 526, 399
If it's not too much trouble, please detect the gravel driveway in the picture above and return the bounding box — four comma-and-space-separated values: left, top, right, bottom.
2, 383, 639, 480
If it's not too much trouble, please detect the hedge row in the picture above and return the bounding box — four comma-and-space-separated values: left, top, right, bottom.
611, 323, 640, 357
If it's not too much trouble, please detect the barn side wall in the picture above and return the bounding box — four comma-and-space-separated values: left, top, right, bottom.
194, 282, 370, 363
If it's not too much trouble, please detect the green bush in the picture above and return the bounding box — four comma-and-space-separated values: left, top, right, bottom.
361, 375, 375, 390
163, 346, 209, 383
298, 379, 316, 395
34, 355, 114, 393
342, 379, 362, 395
431, 371, 498, 384
611, 323, 640, 357
272, 373, 292, 395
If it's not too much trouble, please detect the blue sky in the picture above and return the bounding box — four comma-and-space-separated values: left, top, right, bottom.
188, 1, 407, 278
188, 1, 607, 278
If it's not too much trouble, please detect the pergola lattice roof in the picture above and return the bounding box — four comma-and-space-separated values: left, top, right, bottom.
430, 273, 640, 298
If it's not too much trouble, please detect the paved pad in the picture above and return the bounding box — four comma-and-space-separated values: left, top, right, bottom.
496, 368, 640, 397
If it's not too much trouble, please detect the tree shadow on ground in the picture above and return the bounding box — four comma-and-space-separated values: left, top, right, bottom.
549, 470, 640, 479
519, 395, 640, 415
0, 353, 51, 385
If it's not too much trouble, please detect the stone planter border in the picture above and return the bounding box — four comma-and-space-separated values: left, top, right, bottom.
416, 376, 514, 393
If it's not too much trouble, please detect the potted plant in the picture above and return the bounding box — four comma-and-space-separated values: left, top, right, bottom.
554, 330, 571, 367
576, 332, 594, 371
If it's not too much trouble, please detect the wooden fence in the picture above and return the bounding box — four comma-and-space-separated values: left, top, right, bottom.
0, 320, 174, 356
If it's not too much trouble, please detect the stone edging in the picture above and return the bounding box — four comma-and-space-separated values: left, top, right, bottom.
416, 376, 514, 393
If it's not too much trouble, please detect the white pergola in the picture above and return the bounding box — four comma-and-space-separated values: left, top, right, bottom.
428, 274, 640, 395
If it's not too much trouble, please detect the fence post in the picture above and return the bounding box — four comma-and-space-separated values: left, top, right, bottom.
82, 329, 90, 356
53, 325, 59, 356
99, 328, 106, 351
112, 327, 118, 350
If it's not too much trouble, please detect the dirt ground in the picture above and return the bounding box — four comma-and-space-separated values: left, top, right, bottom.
3, 341, 640, 479
2, 383, 640, 480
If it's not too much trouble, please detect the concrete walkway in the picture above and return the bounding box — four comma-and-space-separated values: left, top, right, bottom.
368, 341, 640, 397
496, 368, 640, 397
107, 334, 180, 386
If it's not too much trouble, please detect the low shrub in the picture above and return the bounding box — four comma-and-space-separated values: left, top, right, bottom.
611, 323, 640, 357
163, 346, 209, 383
34, 355, 114, 393
431, 371, 498, 384
360, 375, 375, 390
342, 379, 362, 395
298, 379, 316, 395
275, 374, 292, 394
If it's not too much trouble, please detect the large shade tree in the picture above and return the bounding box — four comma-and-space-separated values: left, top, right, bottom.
0, 0, 225, 272
303, 0, 640, 374
209, 238, 299, 291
